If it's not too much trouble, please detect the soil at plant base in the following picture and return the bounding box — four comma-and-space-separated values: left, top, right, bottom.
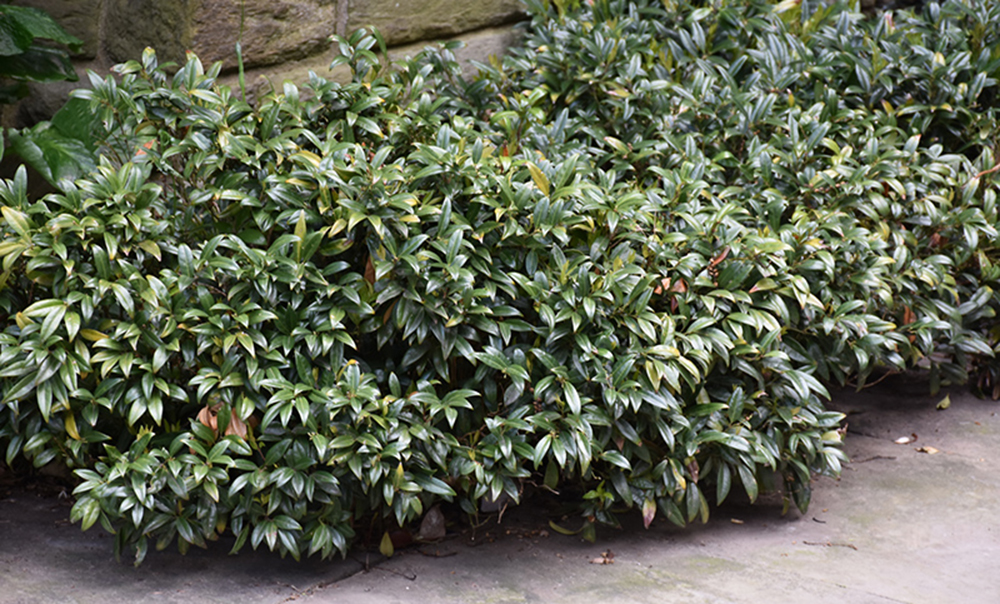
2, 372, 998, 604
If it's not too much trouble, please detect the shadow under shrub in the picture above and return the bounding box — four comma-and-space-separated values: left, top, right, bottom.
1, 0, 999, 563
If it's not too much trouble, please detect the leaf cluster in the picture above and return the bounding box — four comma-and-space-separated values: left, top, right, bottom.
0, 4, 81, 103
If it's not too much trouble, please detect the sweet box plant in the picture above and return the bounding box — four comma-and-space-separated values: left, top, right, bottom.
1, 0, 998, 563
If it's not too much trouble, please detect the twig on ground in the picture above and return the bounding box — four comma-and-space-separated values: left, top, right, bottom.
418, 547, 458, 558
803, 540, 858, 551
852, 455, 897, 463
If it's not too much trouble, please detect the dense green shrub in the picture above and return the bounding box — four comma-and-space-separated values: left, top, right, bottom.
1, 0, 999, 563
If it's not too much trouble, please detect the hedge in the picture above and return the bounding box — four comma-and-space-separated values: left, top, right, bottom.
1, 0, 998, 563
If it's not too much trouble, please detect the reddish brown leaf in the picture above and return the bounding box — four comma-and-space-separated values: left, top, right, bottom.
642, 498, 656, 529
197, 406, 217, 431
383, 299, 397, 325
709, 246, 730, 266
902, 305, 915, 325
225, 415, 248, 438
687, 458, 700, 484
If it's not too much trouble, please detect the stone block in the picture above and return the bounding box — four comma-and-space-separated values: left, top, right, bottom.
8, 0, 523, 126
347, 0, 525, 46
192, 0, 338, 71
102, 0, 196, 65
389, 24, 523, 78
220, 53, 349, 102
102, 0, 338, 72
448, 24, 522, 77
219, 23, 521, 103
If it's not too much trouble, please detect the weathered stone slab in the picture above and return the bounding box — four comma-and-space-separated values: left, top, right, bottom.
447, 23, 522, 76
221, 23, 521, 102
103, 0, 338, 71
347, 0, 524, 46
102, 0, 195, 65
192, 0, 338, 71
8, 0, 524, 126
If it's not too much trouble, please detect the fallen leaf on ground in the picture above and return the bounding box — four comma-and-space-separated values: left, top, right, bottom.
915, 446, 939, 454
730, 518, 744, 525
590, 550, 615, 565
937, 395, 951, 410
380, 531, 395, 557
549, 520, 582, 536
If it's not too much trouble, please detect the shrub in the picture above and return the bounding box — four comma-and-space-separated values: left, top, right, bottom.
1, 0, 999, 563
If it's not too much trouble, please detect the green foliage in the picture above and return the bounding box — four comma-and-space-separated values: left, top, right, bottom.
6, 97, 99, 186
2, 0, 1000, 564
0, 4, 91, 186
0, 4, 81, 102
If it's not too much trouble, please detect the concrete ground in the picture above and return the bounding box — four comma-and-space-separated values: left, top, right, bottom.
2, 373, 998, 604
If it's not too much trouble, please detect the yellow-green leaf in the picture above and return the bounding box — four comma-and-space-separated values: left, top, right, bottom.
64, 412, 81, 440
1, 206, 31, 238
527, 162, 550, 197
821, 430, 842, 443
79, 329, 108, 342
294, 211, 307, 261
548, 519, 581, 536
236, 332, 255, 358
292, 150, 321, 167
327, 218, 346, 237
138, 240, 161, 261
603, 136, 629, 155
379, 531, 394, 557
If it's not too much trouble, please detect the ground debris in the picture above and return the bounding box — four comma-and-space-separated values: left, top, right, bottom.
802, 540, 858, 551
590, 550, 615, 565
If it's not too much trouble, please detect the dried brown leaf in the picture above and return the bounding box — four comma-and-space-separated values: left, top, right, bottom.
589, 550, 615, 564
197, 406, 217, 431
225, 415, 248, 438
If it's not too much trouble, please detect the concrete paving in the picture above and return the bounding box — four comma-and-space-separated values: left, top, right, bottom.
2, 373, 999, 604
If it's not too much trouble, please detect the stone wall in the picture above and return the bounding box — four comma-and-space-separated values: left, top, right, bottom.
4, 0, 526, 126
